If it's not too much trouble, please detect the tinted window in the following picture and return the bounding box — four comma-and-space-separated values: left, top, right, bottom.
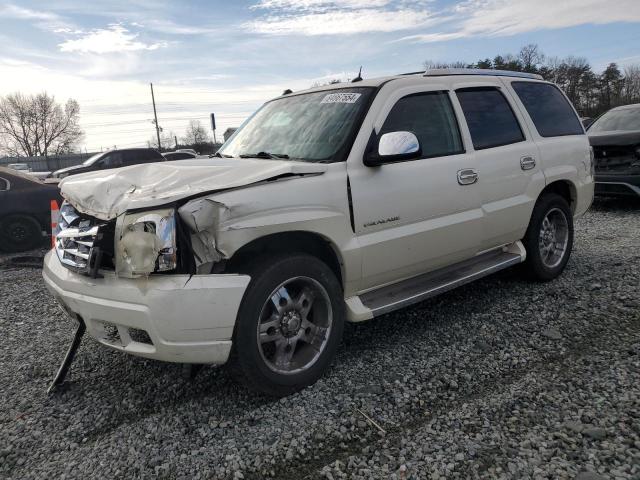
512, 82, 583, 137
380, 91, 463, 159
165, 152, 194, 160
146, 149, 164, 161
100, 152, 123, 168
456, 87, 525, 150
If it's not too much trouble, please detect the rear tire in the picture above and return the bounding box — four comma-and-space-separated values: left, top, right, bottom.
0, 214, 43, 253
521, 193, 573, 282
230, 253, 345, 397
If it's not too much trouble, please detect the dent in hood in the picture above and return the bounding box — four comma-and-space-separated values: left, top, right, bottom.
59, 158, 327, 220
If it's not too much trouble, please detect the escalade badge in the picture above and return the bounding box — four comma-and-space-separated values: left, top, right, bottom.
364, 216, 400, 228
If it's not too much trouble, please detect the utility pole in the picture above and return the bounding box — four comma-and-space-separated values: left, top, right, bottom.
174, 135, 178, 149
150, 83, 161, 150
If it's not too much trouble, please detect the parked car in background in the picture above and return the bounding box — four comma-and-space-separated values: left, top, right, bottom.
580, 117, 594, 129
0, 167, 62, 252
8, 163, 31, 172
51, 148, 165, 179
162, 150, 198, 161
587, 103, 640, 198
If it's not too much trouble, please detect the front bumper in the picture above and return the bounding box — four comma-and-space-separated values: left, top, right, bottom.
42, 250, 250, 364
594, 173, 640, 198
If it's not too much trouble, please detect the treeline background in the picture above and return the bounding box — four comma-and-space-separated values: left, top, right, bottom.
424, 44, 640, 118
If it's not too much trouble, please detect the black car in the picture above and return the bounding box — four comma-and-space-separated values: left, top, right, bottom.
0, 167, 62, 252
588, 103, 640, 198
51, 148, 165, 179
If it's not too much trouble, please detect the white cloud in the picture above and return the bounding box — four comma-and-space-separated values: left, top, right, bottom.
252, 0, 390, 10
245, 7, 433, 35
0, 4, 70, 30
58, 24, 166, 54
398, 0, 640, 43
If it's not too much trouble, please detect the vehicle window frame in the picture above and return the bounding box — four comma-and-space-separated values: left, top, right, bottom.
510, 81, 584, 138
0, 177, 10, 191
377, 90, 466, 163
455, 86, 526, 151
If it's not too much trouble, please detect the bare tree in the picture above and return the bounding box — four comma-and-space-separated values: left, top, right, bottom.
423, 60, 468, 70
518, 44, 545, 72
622, 64, 640, 103
0, 92, 83, 157
182, 120, 209, 145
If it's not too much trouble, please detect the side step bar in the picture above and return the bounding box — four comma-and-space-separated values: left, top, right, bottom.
360, 242, 525, 317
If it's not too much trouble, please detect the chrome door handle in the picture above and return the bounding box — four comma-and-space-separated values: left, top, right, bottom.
520, 156, 536, 170
457, 168, 478, 185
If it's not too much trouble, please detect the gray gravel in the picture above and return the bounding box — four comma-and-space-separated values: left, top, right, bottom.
1, 197, 639, 480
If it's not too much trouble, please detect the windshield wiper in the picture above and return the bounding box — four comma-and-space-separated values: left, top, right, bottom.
239, 151, 290, 159
211, 152, 233, 158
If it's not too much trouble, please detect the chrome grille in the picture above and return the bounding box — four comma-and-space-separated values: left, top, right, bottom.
54, 202, 104, 272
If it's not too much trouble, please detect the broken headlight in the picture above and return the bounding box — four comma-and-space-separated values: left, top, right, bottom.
115, 208, 177, 277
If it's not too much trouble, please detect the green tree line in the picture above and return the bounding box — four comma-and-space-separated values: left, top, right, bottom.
425, 44, 640, 118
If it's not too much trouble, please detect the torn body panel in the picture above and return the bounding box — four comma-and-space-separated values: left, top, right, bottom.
176, 164, 363, 294
59, 157, 328, 221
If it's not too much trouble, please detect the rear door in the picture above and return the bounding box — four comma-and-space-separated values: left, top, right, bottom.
507, 80, 591, 210
347, 80, 483, 291
454, 82, 545, 250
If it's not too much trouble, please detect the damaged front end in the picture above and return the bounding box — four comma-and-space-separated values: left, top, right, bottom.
55, 200, 227, 279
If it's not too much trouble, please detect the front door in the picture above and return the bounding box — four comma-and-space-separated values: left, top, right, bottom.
348, 85, 483, 291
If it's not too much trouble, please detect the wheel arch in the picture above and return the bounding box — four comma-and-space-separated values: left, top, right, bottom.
224, 230, 345, 288
539, 179, 577, 213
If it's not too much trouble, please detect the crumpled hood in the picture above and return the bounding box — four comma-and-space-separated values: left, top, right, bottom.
59, 157, 327, 220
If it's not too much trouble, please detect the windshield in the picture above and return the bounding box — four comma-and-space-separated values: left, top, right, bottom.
589, 106, 640, 132
219, 87, 374, 162
82, 152, 106, 166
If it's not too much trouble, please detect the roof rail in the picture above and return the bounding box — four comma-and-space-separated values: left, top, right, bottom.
424, 68, 543, 80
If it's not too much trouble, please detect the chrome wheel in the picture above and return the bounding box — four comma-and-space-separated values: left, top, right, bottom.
538, 207, 569, 269
257, 276, 333, 375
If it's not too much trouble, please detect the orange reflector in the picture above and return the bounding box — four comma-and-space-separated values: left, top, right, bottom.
50, 200, 59, 248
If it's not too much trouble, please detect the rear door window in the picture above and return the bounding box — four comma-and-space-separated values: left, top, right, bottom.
100, 152, 124, 168
511, 82, 583, 137
456, 87, 525, 150
380, 91, 464, 159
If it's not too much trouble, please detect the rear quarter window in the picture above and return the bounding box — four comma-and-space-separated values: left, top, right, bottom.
511, 82, 584, 137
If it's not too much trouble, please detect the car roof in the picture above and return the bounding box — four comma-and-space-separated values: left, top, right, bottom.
283, 69, 545, 98
0, 166, 43, 183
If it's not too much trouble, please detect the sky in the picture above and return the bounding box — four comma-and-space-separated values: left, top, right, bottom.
1, 0, 639, 153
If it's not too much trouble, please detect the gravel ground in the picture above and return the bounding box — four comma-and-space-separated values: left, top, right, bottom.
1, 198, 639, 480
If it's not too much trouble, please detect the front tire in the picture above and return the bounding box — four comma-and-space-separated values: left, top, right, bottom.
522, 193, 574, 281
230, 254, 345, 396
0, 214, 43, 253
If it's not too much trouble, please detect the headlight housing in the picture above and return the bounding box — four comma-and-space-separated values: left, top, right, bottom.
115, 208, 177, 277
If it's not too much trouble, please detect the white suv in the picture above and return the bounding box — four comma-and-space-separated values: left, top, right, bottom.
43, 69, 594, 395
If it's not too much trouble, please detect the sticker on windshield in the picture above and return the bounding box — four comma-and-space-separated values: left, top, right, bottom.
320, 92, 362, 104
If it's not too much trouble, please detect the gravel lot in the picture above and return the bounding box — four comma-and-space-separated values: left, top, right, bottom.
1, 198, 639, 480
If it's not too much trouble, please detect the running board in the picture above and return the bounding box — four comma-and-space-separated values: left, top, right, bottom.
360, 242, 525, 317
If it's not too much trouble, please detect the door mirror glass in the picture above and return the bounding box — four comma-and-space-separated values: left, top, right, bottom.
366, 131, 421, 166
378, 131, 420, 157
